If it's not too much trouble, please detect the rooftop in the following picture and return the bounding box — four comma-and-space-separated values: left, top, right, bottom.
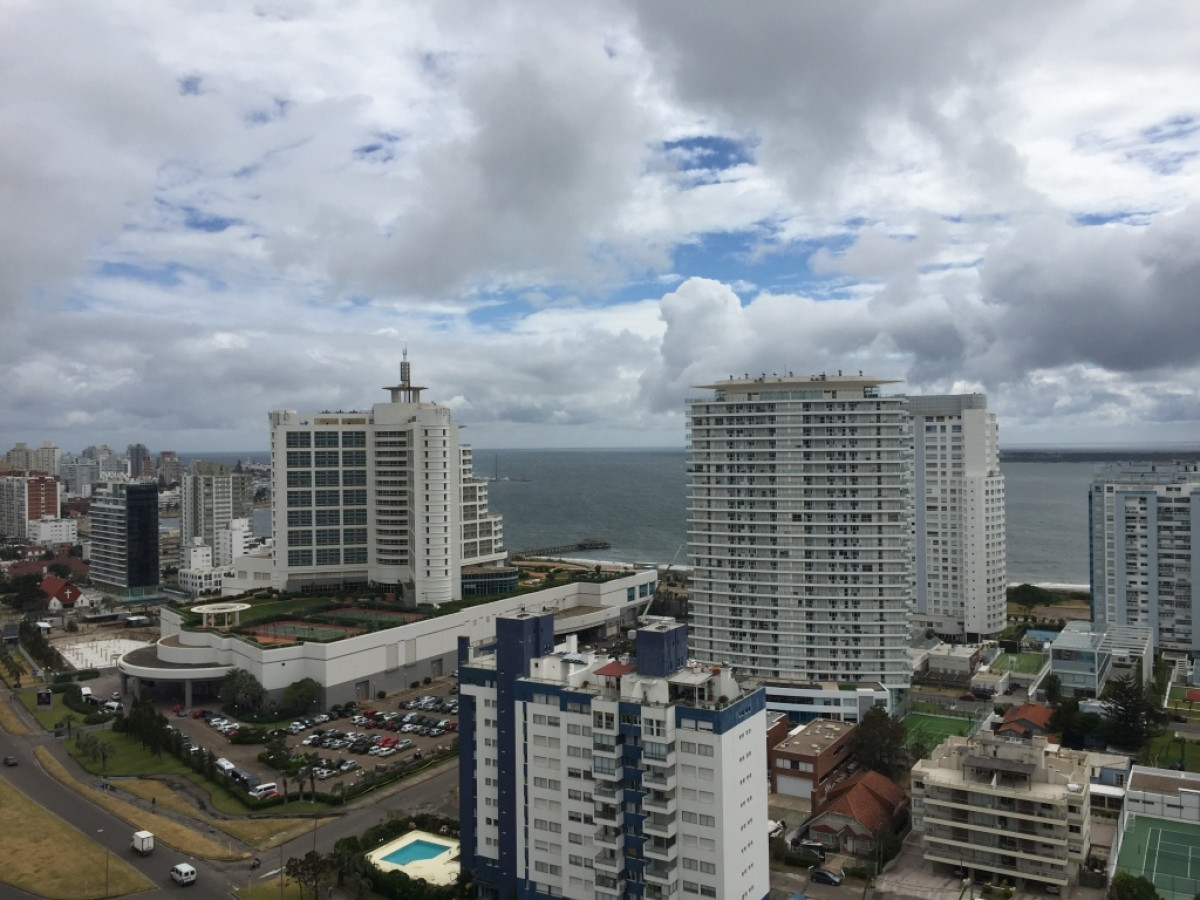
775, 718, 856, 755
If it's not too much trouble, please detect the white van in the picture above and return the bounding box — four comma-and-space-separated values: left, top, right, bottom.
249, 782, 277, 799
215, 758, 235, 776
169, 862, 196, 885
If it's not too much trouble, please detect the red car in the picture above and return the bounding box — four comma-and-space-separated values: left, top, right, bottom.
192, 708, 212, 719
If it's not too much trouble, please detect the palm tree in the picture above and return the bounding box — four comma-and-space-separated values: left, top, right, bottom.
61, 712, 78, 738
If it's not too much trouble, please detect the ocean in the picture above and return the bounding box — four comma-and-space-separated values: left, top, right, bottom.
177, 450, 1105, 586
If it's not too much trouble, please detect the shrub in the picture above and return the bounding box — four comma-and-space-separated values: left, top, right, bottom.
376, 689, 387, 700
410, 681, 420, 690
423, 676, 432, 685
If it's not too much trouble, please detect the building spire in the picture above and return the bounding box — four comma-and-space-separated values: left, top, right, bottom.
386, 346, 424, 402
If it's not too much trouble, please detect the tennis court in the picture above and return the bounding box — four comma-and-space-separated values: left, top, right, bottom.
244, 619, 366, 644
1116, 816, 1200, 900
314, 608, 426, 627
904, 712, 972, 748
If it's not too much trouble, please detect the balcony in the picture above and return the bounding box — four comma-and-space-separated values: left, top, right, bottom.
644, 836, 678, 862
595, 826, 622, 848
645, 861, 675, 884
643, 815, 677, 838
594, 850, 622, 873
644, 790, 677, 813
594, 804, 621, 825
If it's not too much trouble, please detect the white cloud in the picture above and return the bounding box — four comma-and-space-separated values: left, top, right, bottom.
1, 1, 1199, 452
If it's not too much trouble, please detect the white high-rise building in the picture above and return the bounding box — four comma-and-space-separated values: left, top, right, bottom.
687, 373, 913, 718
909, 394, 1007, 640
267, 356, 505, 600
180, 461, 253, 563
1090, 462, 1200, 654
458, 613, 770, 900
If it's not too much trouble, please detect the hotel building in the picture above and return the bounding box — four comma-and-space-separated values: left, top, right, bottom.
686, 373, 913, 718
909, 394, 1007, 641
1090, 461, 1200, 654
267, 356, 505, 600
458, 613, 770, 900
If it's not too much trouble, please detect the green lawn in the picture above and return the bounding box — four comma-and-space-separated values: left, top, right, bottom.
17, 690, 114, 732
905, 712, 972, 749
1142, 732, 1200, 772
991, 652, 1046, 675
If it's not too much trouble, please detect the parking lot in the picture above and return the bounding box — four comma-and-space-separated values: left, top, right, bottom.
155, 677, 461, 799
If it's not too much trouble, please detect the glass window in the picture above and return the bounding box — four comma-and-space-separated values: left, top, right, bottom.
287, 490, 312, 508
287, 510, 312, 527
315, 490, 340, 507
314, 450, 340, 468
314, 509, 340, 526
343, 528, 368, 545
316, 529, 340, 546
342, 431, 366, 447
288, 530, 312, 547
343, 508, 367, 525
343, 489, 367, 506
315, 548, 340, 566
287, 549, 312, 566
342, 450, 366, 467
286, 470, 311, 488
286, 451, 311, 468
314, 432, 339, 448
314, 470, 340, 487
285, 432, 311, 448
343, 470, 366, 486
343, 547, 367, 564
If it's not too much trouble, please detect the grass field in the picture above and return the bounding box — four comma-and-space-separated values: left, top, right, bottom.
905, 712, 972, 748
1142, 732, 1200, 772
991, 652, 1046, 675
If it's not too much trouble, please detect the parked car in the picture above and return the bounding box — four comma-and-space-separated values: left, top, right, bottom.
3, 756, 17, 767
810, 868, 843, 886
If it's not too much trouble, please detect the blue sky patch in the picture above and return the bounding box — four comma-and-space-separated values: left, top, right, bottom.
183, 208, 240, 232
662, 136, 755, 172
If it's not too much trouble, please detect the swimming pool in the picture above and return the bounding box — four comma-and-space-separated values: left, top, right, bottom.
382, 838, 449, 866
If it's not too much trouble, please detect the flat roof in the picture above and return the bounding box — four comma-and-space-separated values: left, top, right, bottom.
965, 755, 1037, 776
775, 718, 855, 755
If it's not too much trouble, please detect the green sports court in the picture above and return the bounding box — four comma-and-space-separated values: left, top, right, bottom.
904, 712, 972, 748
1115, 816, 1200, 900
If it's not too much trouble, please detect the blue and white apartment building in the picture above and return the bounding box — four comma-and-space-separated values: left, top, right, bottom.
458, 614, 770, 900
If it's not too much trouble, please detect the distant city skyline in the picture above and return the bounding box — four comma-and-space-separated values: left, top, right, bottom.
3, 4, 1200, 451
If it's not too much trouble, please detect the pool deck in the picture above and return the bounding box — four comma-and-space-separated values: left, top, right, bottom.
367, 829, 460, 886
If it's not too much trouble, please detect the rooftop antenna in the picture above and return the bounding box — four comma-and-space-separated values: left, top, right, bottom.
385, 344, 425, 403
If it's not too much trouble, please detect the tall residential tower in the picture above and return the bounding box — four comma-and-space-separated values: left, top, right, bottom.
1090, 461, 1200, 654
687, 373, 913, 719
180, 461, 253, 563
909, 394, 1007, 641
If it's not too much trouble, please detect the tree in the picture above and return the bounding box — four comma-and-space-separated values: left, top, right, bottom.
283, 678, 322, 716
1043, 673, 1063, 706
1109, 872, 1160, 900
62, 712, 78, 738
285, 850, 329, 899
853, 706, 909, 780
1009, 583, 1053, 613
1105, 674, 1161, 752
219, 668, 268, 716
47, 562, 72, 580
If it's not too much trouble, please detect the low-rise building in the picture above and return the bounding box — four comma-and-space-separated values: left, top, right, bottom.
927, 644, 982, 679
1049, 622, 1153, 699
912, 733, 1091, 890
769, 718, 857, 803
996, 704, 1055, 740
807, 770, 909, 855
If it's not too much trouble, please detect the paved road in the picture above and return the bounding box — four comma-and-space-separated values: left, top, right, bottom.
2, 691, 460, 898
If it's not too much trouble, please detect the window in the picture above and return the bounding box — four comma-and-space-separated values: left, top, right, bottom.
287, 510, 312, 527
343, 489, 367, 506
316, 529, 340, 546
314, 470, 340, 487
344, 547, 367, 564
288, 530, 312, 547
342, 431, 366, 447
342, 450, 366, 466
286, 451, 311, 468
314, 450, 340, 468
286, 470, 311, 488
343, 470, 367, 486
314, 508, 340, 526
314, 432, 339, 448
287, 550, 312, 566
315, 490, 340, 507
343, 508, 367, 525
287, 490, 312, 508
343, 528, 367, 545
285, 432, 311, 448
315, 548, 340, 566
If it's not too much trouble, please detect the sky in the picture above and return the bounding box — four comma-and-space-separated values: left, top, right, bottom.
4, 1, 1200, 453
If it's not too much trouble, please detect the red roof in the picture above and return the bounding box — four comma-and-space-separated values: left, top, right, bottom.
999, 703, 1054, 738
40, 574, 82, 606
815, 770, 908, 835
593, 660, 636, 678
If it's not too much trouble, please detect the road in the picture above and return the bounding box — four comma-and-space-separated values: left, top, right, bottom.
1, 694, 460, 898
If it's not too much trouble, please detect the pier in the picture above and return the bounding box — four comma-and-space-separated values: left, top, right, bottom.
514, 538, 611, 558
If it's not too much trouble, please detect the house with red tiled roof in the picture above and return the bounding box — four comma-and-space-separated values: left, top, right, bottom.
997, 703, 1054, 740
806, 769, 909, 855
41, 574, 83, 611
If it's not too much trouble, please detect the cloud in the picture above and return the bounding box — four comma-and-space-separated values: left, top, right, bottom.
2, 2, 1200, 453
